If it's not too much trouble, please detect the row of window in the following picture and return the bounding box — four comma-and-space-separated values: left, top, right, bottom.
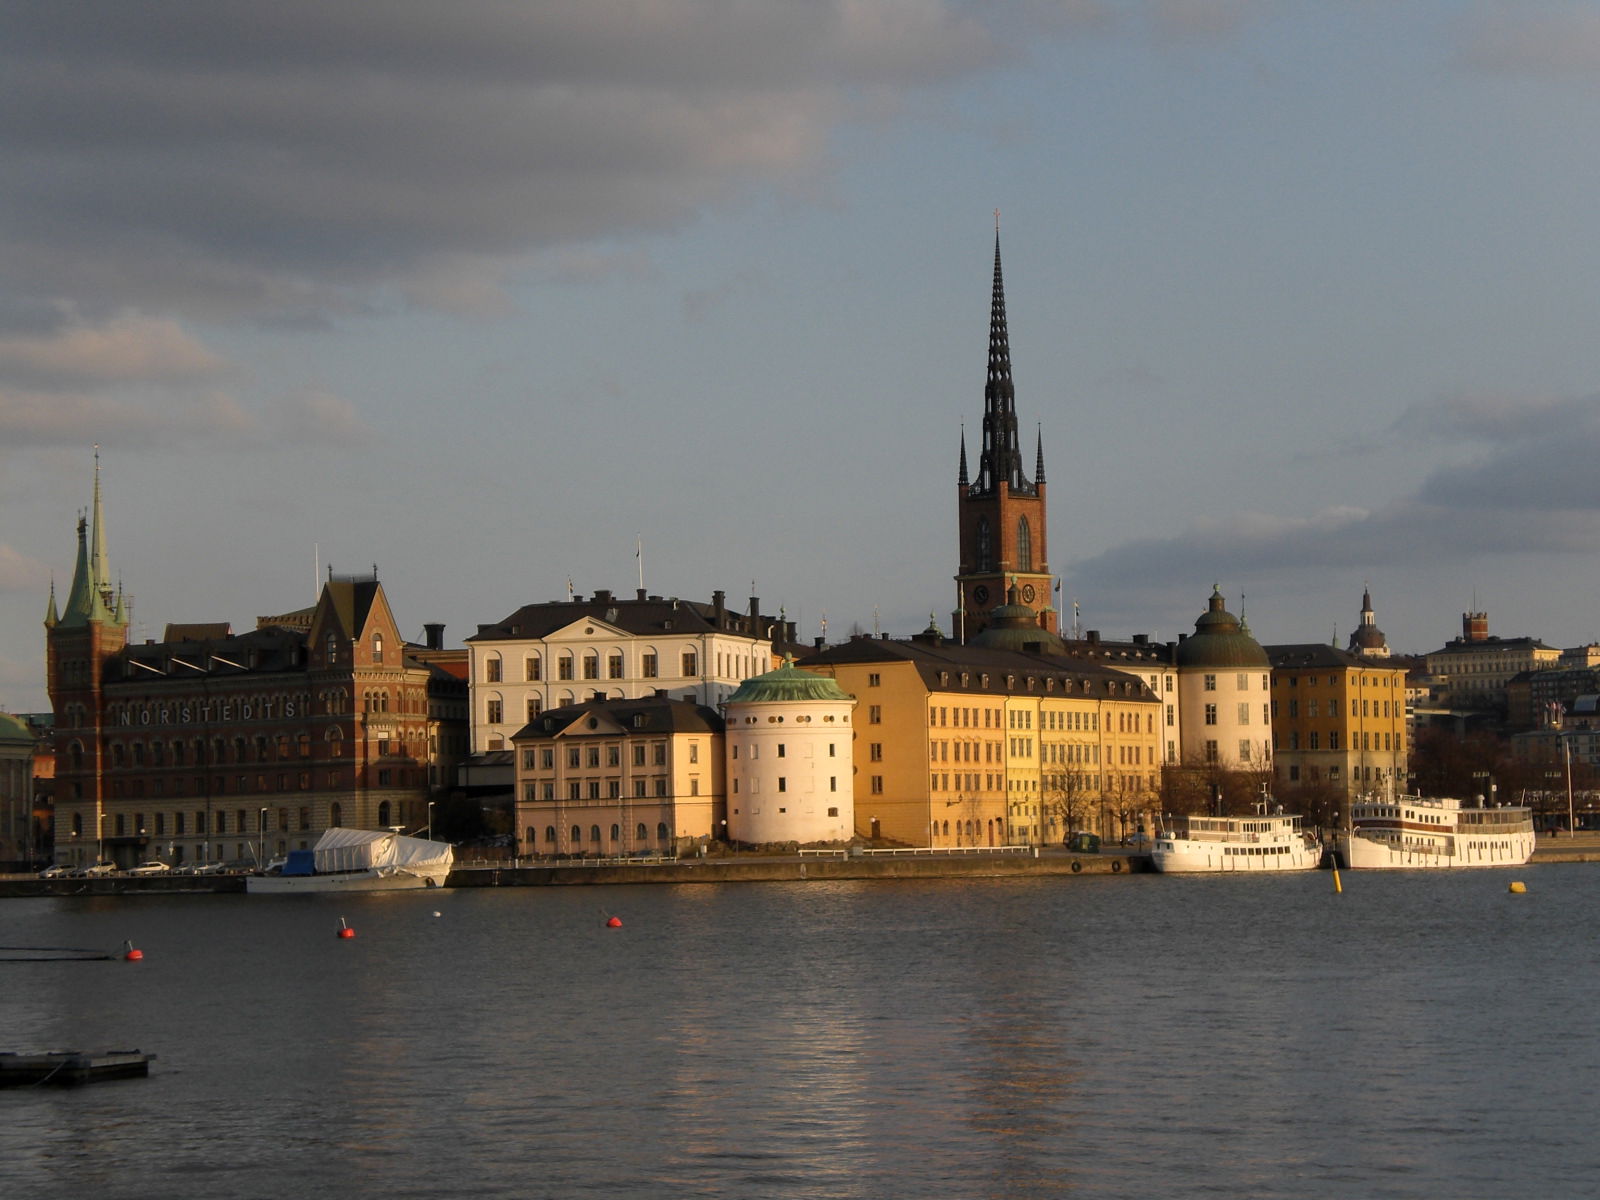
1202, 674, 1270, 692
486, 651, 707, 683
1278, 730, 1402, 752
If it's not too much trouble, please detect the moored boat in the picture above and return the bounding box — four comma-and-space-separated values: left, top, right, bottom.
1152, 810, 1321, 873
1336, 794, 1534, 869
246, 827, 453, 893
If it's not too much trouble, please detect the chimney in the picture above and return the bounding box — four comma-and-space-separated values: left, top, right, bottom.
749, 595, 761, 624
713, 590, 726, 621
637, 588, 647, 601
423, 622, 445, 650
594, 589, 612, 603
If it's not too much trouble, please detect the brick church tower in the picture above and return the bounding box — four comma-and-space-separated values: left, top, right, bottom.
954, 226, 1054, 641
44, 452, 130, 854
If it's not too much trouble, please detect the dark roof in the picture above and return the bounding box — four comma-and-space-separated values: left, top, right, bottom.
1266, 643, 1407, 672
163, 622, 232, 642
469, 589, 789, 646
1427, 636, 1559, 656
511, 696, 725, 742
803, 636, 1159, 702
1174, 588, 1268, 669
116, 625, 308, 680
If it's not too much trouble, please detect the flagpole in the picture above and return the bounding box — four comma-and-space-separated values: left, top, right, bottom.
636, 536, 644, 592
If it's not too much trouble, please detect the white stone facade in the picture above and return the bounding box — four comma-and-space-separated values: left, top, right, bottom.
725, 689, 855, 845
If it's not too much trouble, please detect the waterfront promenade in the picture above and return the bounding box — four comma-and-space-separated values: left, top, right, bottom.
3, 831, 1593, 897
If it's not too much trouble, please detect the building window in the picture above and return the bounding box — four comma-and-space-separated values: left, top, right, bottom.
976, 516, 992, 571
1238, 741, 1251, 762
1238, 703, 1250, 725
372, 632, 385, 664
487, 699, 503, 724
682, 651, 698, 677
582, 653, 599, 680
1204, 741, 1218, 764
608, 653, 624, 679
527, 698, 541, 722
777, 778, 786, 792
642, 653, 658, 678
870, 743, 883, 762
868, 673, 881, 687
869, 705, 882, 724
525, 657, 542, 681
1017, 516, 1032, 572
486, 657, 502, 682
558, 656, 574, 681
871, 775, 883, 794
1203, 674, 1216, 691
1204, 704, 1217, 726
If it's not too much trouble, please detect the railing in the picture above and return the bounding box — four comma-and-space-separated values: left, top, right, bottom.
855, 845, 1033, 857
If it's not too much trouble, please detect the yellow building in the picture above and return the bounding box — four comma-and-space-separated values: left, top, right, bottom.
510, 696, 723, 857
801, 631, 1162, 847
1267, 644, 1408, 801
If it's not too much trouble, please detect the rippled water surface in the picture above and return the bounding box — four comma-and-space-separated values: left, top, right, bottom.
2, 867, 1596, 1199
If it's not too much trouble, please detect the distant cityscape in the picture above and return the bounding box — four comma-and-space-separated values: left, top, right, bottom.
3, 234, 1595, 871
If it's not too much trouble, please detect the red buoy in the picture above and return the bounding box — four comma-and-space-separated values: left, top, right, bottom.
123, 946, 144, 962
337, 918, 355, 940
606, 916, 623, 928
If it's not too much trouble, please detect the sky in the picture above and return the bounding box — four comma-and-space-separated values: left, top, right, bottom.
6, 0, 1600, 712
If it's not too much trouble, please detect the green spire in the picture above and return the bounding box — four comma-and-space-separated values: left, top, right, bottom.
58, 451, 117, 629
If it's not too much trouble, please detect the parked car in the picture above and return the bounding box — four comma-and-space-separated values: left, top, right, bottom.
126, 860, 171, 875
176, 861, 227, 875
37, 863, 73, 879
73, 861, 117, 877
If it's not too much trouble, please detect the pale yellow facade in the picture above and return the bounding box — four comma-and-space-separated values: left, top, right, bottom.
803, 641, 1163, 847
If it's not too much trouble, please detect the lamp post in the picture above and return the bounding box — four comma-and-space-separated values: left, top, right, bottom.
427, 800, 435, 842
1564, 735, 1576, 837
257, 807, 268, 868
97, 810, 107, 866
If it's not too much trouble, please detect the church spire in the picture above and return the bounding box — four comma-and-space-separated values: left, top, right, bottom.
958, 424, 969, 487
972, 218, 1034, 498
1035, 424, 1046, 486
57, 451, 117, 629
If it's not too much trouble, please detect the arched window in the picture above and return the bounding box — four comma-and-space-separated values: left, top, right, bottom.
656, 822, 669, 842
330, 802, 342, 828
610, 823, 620, 843
372, 632, 384, 664
69, 742, 84, 770
1017, 517, 1032, 572
569, 824, 581, 845
589, 824, 601, 844
525, 826, 536, 847
976, 517, 992, 571
545, 826, 556, 844
377, 800, 391, 826
636, 822, 648, 841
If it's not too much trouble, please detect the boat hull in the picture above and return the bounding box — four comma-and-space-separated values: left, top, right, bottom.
246, 868, 448, 893
1151, 840, 1321, 874
1336, 831, 1534, 870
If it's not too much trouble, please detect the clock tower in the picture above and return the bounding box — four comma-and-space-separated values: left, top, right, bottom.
954, 225, 1053, 641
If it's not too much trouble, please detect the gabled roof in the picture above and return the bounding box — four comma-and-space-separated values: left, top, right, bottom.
511, 696, 725, 742
1265, 643, 1405, 672
469, 590, 787, 646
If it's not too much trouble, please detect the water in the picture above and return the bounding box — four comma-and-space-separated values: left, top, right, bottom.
2, 867, 1595, 1199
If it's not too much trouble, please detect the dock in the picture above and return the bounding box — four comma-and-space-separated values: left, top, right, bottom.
0, 1050, 154, 1086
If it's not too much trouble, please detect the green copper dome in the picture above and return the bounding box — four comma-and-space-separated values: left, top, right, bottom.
1175, 586, 1269, 669
725, 659, 852, 705
970, 582, 1068, 654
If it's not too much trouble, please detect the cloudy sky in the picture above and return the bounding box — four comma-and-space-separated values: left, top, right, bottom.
6, 1, 1600, 711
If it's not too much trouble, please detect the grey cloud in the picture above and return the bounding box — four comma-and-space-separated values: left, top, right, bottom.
2, 3, 1010, 323
1074, 390, 1600, 593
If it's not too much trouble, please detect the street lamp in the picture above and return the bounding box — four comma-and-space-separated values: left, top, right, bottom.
1564, 735, 1576, 837
427, 800, 435, 842
257, 807, 268, 868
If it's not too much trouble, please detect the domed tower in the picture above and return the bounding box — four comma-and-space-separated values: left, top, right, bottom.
954, 220, 1054, 642
1175, 587, 1271, 771
1348, 586, 1390, 658
723, 659, 855, 845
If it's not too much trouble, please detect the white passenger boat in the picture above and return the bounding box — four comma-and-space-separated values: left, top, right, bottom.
1151, 810, 1321, 873
246, 828, 453, 893
1336, 794, 1534, 869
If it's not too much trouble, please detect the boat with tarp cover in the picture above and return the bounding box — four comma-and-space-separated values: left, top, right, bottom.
246, 827, 453, 893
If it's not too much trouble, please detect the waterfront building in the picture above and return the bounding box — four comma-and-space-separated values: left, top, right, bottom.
801, 626, 1161, 847
0, 712, 41, 869
43, 461, 460, 869
509, 696, 723, 857
1423, 611, 1560, 711
466, 588, 792, 753
1266, 642, 1408, 802
953, 228, 1055, 642
1173, 588, 1272, 772
723, 659, 856, 845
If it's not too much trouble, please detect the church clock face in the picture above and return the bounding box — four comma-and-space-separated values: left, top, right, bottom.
1021, 584, 1036, 603
973, 585, 990, 605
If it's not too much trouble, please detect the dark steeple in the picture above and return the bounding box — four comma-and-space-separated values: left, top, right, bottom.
958, 425, 969, 487
971, 224, 1035, 498
1035, 424, 1046, 486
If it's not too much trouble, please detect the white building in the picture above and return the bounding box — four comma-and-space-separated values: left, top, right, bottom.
466, 588, 792, 752
1175, 588, 1272, 771
724, 660, 856, 845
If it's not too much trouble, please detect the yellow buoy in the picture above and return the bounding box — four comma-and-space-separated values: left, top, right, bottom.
1332, 865, 1343, 894
1509, 881, 1527, 894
